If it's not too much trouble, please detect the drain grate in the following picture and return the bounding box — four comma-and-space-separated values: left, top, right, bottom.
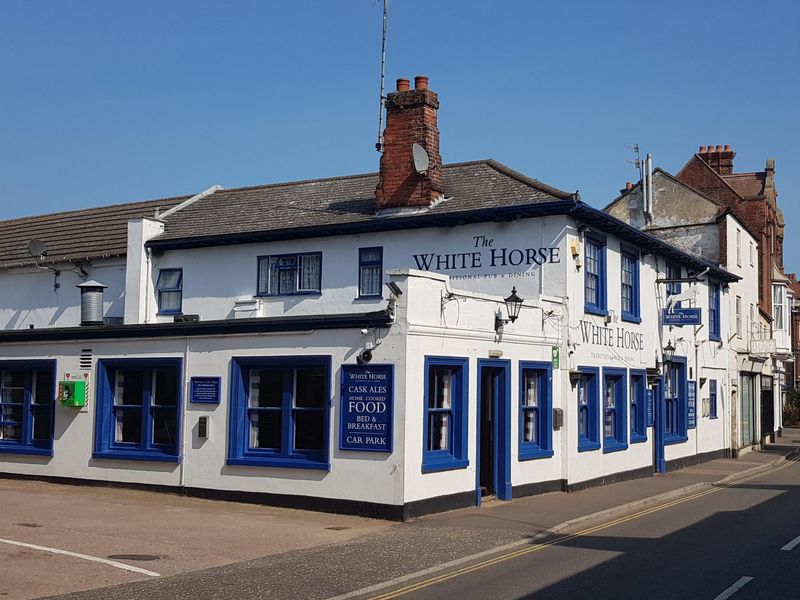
15, 523, 42, 528
107, 554, 161, 562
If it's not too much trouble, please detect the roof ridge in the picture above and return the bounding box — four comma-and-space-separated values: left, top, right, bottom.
482, 159, 575, 200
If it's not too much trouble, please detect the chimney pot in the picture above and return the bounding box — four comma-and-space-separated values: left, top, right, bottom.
715, 144, 724, 152
396, 78, 410, 92
724, 144, 732, 152
414, 76, 429, 90
626, 182, 634, 190
699, 146, 707, 153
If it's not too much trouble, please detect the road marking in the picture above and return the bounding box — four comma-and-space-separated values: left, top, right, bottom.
780, 534, 800, 551
0, 538, 161, 577
713, 576, 753, 600
337, 455, 799, 600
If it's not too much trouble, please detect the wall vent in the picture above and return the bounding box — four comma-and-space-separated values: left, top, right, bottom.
79, 349, 92, 370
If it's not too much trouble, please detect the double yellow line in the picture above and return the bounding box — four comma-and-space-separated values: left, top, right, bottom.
368, 455, 799, 600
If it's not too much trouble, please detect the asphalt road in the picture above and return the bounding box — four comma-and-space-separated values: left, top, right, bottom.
367, 457, 800, 600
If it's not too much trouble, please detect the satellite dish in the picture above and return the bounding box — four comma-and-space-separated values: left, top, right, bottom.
412, 143, 430, 175
28, 239, 48, 258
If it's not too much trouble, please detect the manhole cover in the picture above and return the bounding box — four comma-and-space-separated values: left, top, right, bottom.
325, 526, 352, 531
15, 523, 42, 528
107, 554, 161, 562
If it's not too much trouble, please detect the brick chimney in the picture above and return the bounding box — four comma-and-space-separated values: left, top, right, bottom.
375, 75, 444, 209
697, 144, 735, 175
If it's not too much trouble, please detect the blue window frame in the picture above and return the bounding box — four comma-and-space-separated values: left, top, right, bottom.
709, 379, 718, 419
94, 358, 182, 462
629, 370, 647, 443
667, 263, 682, 308
228, 356, 331, 470
358, 247, 383, 298
0, 361, 55, 456
519, 361, 553, 460
620, 246, 640, 322
423, 356, 469, 473
156, 268, 183, 315
584, 234, 607, 315
577, 366, 600, 451
257, 252, 322, 296
602, 368, 627, 453
664, 356, 688, 443
709, 282, 721, 341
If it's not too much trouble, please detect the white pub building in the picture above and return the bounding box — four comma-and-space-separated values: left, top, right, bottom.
0, 77, 739, 518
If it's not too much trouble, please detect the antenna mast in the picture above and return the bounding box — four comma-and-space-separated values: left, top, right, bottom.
375, 0, 388, 152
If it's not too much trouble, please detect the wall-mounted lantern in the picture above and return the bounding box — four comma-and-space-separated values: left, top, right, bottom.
662, 340, 676, 363
495, 287, 524, 332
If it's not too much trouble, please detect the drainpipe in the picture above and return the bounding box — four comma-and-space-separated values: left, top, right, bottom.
179, 335, 190, 491
144, 248, 153, 324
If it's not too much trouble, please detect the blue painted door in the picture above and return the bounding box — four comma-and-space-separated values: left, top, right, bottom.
476, 360, 512, 504
653, 377, 666, 473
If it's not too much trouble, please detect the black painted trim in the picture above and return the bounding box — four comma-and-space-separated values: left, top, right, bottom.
0, 311, 393, 344
402, 490, 475, 520
565, 465, 654, 492
665, 448, 730, 471
512, 478, 564, 499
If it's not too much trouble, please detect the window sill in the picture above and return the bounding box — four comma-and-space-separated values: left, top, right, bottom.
578, 440, 601, 453
584, 305, 608, 317
422, 457, 469, 474
709, 334, 721, 342
621, 314, 642, 324
709, 415, 718, 420
355, 295, 383, 301
157, 311, 182, 316
227, 457, 330, 471
92, 450, 180, 463
603, 440, 628, 454
630, 434, 647, 444
255, 291, 322, 298
519, 448, 554, 461
664, 434, 688, 446
0, 445, 52, 457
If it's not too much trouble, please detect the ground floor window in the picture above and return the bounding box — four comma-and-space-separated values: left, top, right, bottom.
709, 379, 718, 419
423, 356, 469, 473
93, 359, 182, 462
0, 361, 55, 456
228, 356, 331, 470
519, 361, 553, 459
603, 368, 627, 453
664, 357, 688, 443
577, 366, 600, 452
630, 370, 647, 442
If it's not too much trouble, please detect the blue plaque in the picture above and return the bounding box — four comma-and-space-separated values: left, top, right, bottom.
190, 377, 221, 404
662, 308, 702, 326
646, 389, 654, 427
340, 364, 393, 452
688, 380, 697, 429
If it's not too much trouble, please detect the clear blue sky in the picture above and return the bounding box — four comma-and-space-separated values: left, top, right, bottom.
2, 1, 798, 268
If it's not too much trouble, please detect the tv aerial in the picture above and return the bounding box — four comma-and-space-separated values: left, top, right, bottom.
412, 143, 430, 175
28, 239, 48, 259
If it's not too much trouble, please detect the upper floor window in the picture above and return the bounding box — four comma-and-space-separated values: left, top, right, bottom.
519, 362, 553, 460
603, 368, 627, 453
584, 234, 607, 315
156, 268, 183, 315
620, 247, 640, 322
423, 357, 469, 473
774, 286, 786, 330
736, 229, 742, 267
228, 356, 331, 470
0, 362, 55, 456
577, 366, 600, 452
358, 247, 383, 298
749, 241, 754, 267
736, 296, 742, 337
257, 253, 322, 296
94, 359, 182, 462
709, 282, 721, 341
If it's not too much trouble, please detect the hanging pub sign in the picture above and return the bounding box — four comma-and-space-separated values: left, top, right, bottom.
646, 389, 654, 427
662, 308, 702, 326
688, 380, 697, 429
340, 364, 393, 452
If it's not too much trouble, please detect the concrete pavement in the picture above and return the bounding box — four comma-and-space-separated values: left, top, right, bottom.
1, 430, 798, 599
